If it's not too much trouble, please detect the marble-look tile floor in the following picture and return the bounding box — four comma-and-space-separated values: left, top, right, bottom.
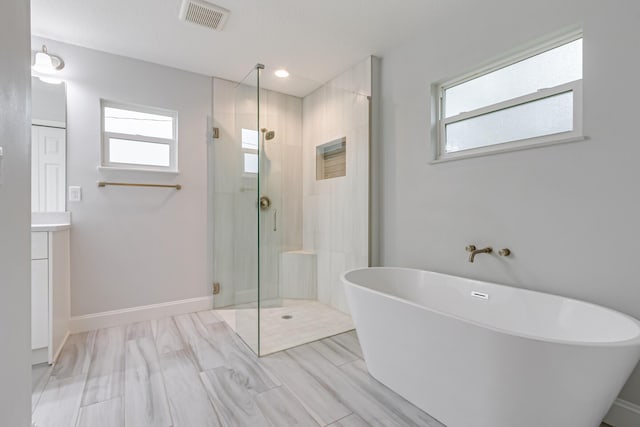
31, 309, 444, 427
31, 310, 615, 427
216, 299, 355, 355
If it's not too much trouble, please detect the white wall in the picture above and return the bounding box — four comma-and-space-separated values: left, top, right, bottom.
302, 57, 372, 313
0, 0, 32, 425
32, 37, 212, 316
378, 0, 640, 406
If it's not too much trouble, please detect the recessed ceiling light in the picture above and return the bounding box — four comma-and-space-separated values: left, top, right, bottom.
274, 69, 290, 78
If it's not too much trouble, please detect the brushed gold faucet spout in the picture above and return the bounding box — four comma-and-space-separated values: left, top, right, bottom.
467, 246, 492, 263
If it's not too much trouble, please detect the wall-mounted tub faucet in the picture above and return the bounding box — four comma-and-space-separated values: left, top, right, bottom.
465, 245, 493, 263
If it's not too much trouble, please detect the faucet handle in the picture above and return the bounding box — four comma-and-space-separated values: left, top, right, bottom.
465, 245, 476, 252
498, 248, 511, 257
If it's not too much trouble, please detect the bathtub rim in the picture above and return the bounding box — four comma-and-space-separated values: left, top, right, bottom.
341, 266, 640, 348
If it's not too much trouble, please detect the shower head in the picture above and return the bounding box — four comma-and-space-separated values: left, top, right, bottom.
261, 128, 275, 141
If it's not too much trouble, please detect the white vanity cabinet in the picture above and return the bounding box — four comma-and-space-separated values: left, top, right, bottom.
31, 228, 70, 365
31, 233, 49, 355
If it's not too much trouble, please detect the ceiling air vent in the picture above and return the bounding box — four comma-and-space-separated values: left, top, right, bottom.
179, 0, 230, 31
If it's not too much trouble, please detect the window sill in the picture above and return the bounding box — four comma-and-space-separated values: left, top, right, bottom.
97, 166, 180, 175
431, 135, 586, 164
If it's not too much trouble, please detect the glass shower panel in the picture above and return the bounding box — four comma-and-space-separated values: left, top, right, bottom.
257, 81, 285, 356
231, 67, 261, 354
211, 59, 372, 357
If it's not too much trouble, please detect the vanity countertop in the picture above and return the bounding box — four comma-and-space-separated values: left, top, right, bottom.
31, 212, 72, 232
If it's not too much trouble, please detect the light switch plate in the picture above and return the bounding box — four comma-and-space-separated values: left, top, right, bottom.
68, 186, 82, 202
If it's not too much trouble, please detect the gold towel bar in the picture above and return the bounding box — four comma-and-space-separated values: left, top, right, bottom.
97, 181, 182, 190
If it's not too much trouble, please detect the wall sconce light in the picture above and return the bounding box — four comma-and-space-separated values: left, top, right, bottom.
32, 45, 65, 84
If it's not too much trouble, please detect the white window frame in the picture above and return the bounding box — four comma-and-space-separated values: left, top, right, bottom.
433, 32, 584, 162
100, 100, 178, 172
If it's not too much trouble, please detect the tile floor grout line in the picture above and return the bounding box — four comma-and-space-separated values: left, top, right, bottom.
149, 330, 176, 427
31, 365, 54, 415
33, 310, 452, 427
323, 412, 355, 426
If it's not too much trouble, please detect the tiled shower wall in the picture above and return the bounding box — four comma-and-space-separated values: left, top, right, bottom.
302, 57, 372, 313
211, 57, 372, 313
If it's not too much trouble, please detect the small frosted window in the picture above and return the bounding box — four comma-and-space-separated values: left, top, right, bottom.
436, 35, 583, 160
104, 107, 174, 139
242, 128, 259, 150
241, 128, 259, 174
446, 92, 573, 152
244, 153, 258, 174
109, 139, 171, 167
445, 39, 582, 118
101, 101, 177, 170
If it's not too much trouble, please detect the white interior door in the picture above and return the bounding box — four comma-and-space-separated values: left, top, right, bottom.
31, 125, 66, 212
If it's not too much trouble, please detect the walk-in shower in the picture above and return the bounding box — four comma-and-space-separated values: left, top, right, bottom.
209, 58, 375, 355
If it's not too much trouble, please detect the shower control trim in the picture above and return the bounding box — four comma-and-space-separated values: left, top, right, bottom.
259, 196, 271, 210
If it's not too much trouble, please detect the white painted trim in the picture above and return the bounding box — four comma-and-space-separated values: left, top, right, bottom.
47, 233, 53, 364
433, 32, 584, 163
438, 32, 583, 92
32, 348, 48, 365
51, 331, 70, 364
435, 81, 584, 162
604, 398, 640, 427
69, 295, 213, 333
100, 99, 178, 172
32, 119, 65, 128
430, 135, 587, 163
97, 166, 180, 175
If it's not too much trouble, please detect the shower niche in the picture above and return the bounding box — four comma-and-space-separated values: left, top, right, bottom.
209, 57, 376, 355
316, 137, 346, 180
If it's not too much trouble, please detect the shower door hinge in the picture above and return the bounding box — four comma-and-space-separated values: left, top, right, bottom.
212, 127, 220, 139
212, 282, 220, 295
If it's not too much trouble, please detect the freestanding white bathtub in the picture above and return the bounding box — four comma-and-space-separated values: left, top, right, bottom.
342, 267, 640, 427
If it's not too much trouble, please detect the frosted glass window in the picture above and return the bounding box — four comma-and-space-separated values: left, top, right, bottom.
101, 100, 177, 170
445, 39, 582, 118
104, 107, 174, 139
436, 34, 583, 160
241, 128, 259, 174
446, 92, 573, 152
244, 153, 258, 174
242, 128, 258, 149
109, 139, 171, 167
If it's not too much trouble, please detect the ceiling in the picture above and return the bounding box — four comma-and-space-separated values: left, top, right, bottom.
31, 0, 440, 97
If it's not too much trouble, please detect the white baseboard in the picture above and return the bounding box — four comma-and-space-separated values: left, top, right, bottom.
69, 296, 213, 333
50, 331, 70, 364
604, 398, 640, 427
32, 348, 48, 365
